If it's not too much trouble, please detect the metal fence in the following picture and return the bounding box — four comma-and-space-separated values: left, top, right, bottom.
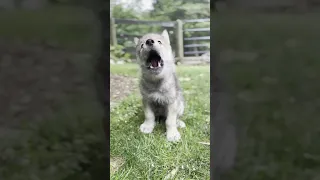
110, 17, 210, 63
182, 18, 210, 57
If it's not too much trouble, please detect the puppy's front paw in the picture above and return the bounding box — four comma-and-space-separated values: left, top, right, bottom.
166, 128, 181, 142
140, 122, 155, 134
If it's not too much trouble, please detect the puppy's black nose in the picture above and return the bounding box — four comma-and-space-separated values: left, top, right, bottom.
146, 39, 154, 46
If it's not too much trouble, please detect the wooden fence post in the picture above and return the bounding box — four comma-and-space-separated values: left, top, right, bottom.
110, 17, 117, 46
175, 19, 184, 62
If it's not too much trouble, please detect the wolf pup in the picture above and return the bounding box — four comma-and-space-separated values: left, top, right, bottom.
134, 30, 185, 142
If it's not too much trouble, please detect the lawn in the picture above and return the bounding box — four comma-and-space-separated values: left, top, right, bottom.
110, 64, 210, 179
214, 12, 320, 179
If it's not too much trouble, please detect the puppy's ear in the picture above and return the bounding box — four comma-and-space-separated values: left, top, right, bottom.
134, 37, 139, 45
161, 29, 170, 45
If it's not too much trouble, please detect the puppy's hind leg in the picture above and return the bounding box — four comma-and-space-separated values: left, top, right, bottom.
176, 100, 186, 129
166, 101, 181, 142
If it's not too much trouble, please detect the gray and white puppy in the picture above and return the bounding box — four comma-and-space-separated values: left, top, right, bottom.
134, 30, 185, 142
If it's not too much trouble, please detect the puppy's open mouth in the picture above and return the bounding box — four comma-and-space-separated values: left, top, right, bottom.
146, 50, 164, 69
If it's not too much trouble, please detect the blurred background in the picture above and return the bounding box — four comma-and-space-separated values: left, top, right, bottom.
0, 0, 107, 180
213, 0, 320, 179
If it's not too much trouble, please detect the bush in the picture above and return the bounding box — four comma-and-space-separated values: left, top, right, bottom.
110, 44, 132, 63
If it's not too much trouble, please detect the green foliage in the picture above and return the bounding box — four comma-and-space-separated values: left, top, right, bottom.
110, 45, 132, 63
112, 5, 141, 19
151, 0, 210, 20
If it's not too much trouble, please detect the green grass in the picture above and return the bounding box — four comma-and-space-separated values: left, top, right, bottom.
110, 64, 210, 179
215, 13, 320, 179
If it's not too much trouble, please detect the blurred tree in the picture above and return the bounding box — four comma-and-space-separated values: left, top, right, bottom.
150, 0, 210, 20
112, 4, 141, 19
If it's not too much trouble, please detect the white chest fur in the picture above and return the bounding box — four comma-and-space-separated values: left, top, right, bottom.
147, 90, 175, 105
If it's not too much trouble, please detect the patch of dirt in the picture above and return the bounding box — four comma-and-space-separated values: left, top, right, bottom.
110, 156, 125, 175
110, 74, 138, 104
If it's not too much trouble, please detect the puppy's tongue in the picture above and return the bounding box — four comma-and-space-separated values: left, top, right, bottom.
151, 59, 158, 67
